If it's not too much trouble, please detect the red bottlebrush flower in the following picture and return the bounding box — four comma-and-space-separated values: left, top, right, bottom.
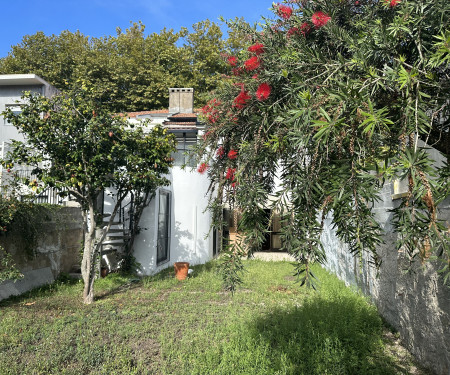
216, 146, 225, 158
252, 74, 259, 80
202, 131, 212, 140
233, 89, 252, 109
202, 99, 221, 123
248, 43, 265, 55
232, 67, 243, 76
226, 167, 236, 180
197, 163, 209, 174
244, 56, 260, 71
300, 22, 311, 36
228, 149, 238, 160
208, 113, 219, 123
287, 27, 299, 38
312, 11, 331, 28
277, 4, 293, 20
386, 0, 401, 6
227, 56, 238, 66
231, 182, 237, 188
256, 83, 271, 101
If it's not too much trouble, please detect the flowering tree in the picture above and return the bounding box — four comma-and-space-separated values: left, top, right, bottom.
3, 89, 176, 303
194, 0, 449, 290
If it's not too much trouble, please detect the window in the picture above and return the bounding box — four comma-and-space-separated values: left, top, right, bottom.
157, 190, 171, 264
3, 104, 22, 125
172, 132, 196, 167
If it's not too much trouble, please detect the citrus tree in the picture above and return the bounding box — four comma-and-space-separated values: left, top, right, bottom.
3, 89, 176, 303
194, 0, 449, 290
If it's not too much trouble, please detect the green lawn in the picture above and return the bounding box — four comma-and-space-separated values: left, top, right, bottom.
0, 260, 428, 374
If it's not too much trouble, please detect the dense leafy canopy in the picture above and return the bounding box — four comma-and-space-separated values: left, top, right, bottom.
0, 20, 248, 111
193, 0, 450, 290
2, 89, 176, 302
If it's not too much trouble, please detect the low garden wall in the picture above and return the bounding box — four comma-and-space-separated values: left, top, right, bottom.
0, 206, 83, 301
321, 182, 450, 375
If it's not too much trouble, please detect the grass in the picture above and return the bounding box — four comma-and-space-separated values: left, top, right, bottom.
0, 260, 429, 375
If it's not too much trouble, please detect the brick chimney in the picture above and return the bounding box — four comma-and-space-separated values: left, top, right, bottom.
169, 88, 194, 114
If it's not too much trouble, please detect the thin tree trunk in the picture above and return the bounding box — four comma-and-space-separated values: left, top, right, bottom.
81, 200, 97, 304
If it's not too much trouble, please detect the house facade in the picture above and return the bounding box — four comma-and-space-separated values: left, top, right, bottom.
102, 88, 217, 275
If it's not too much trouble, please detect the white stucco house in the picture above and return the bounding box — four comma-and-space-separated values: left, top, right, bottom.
102, 88, 218, 275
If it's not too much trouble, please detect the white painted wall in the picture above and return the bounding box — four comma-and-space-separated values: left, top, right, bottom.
133, 166, 213, 275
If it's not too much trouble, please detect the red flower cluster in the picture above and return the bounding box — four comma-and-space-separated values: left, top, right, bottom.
312, 11, 331, 28
244, 56, 260, 71
232, 67, 243, 76
226, 167, 236, 180
202, 98, 221, 124
300, 22, 312, 36
248, 43, 265, 55
233, 89, 252, 109
227, 56, 238, 66
287, 23, 311, 38
228, 149, 238, 160
202, 131, 212, 141
197, 163, 209, 174
256, 83, 271, 101
277, 4, 293, 20
386, 0, 401, 6
216, 146, 225, 158
287, 27, 299, 38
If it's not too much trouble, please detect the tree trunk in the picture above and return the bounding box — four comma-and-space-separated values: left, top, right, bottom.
81, 201, 97, 304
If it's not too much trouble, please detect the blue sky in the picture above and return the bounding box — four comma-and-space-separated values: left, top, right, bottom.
0, 0, 275, 57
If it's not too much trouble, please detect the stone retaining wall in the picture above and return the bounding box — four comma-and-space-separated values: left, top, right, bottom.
0, 207, 83, 301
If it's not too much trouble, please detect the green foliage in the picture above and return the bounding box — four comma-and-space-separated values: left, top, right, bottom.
0, 20, 250, 111
194, 0, 450, 290
0, 246, 22, 282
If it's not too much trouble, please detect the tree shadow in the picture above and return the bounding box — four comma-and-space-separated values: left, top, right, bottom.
94, 279, 142, 301
248, 294, 408, 374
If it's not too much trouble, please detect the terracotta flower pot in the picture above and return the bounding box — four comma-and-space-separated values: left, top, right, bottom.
174, 262, 190, 280
101, 267, 108, 278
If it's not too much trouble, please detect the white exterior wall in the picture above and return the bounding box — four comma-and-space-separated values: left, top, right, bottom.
133, 165, 212, 275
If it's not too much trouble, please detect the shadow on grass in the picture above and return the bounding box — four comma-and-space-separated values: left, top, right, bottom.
94, 273, 142, 301
249, 294, 405, 375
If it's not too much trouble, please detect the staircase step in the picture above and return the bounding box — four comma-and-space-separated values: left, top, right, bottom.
106, 235, 129, 240
101, 248, 117, 255
106, 228, 125, 233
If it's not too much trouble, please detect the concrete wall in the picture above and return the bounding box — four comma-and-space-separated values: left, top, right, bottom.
0, 207, 83, 301
321, 180, 450, 374
133, 166, 213, 275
